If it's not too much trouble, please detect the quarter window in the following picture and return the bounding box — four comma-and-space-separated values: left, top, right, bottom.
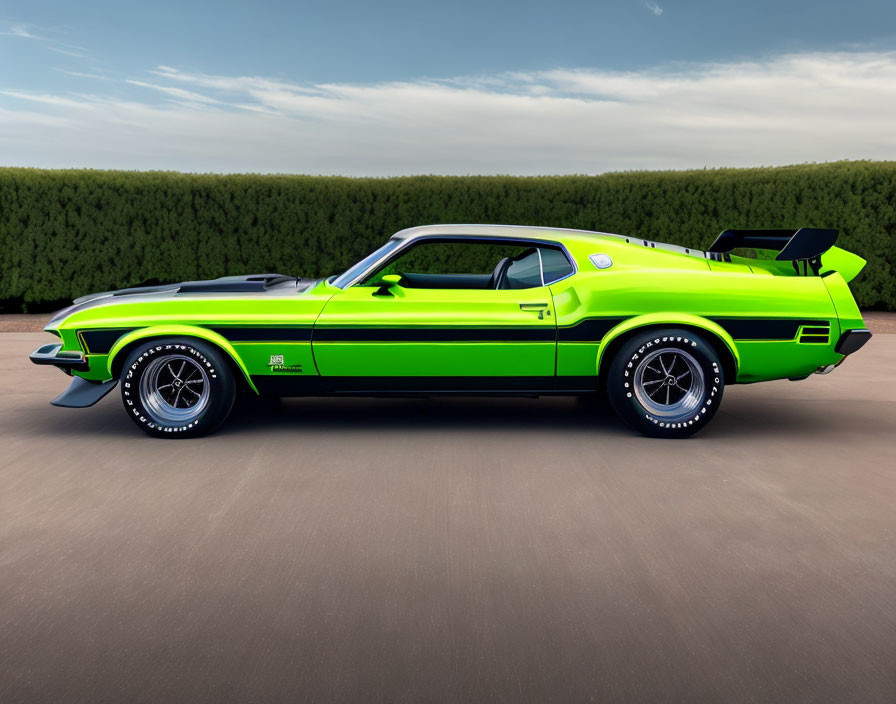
540, 248, 576, 284
504, 250, 543, 289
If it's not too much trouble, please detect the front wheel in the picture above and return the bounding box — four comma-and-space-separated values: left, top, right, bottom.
120, 339, 236, 438
606, 328, 724, 438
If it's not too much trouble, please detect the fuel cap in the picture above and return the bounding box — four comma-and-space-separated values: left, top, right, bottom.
589, 253, 613, 270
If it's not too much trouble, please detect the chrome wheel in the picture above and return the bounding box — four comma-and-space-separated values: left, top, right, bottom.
633, 348, 704, 419
138, 354, 210, 425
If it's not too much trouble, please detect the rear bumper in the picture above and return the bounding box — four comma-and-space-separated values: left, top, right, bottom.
30, 343, 89, 373
835, 328, 872, 356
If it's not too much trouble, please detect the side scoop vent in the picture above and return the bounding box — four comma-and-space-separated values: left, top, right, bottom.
798, 323, 831, 344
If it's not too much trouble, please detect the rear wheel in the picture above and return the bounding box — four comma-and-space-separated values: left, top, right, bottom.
607, 328, 724, 438
120, 339, 236, 438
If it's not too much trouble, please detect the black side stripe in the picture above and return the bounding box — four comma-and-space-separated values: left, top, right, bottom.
209, 327, 312, 342
709, 318, 828, 341
557, 317, 628, 342
312, 327, 556, 343
79, 328, 137, 354
81, 317, 828, 352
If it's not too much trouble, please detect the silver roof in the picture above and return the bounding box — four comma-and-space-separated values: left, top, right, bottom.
391, 224, 625, 242
389, 224, 708, 259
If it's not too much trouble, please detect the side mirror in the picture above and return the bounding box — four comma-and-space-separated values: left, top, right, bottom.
374, 274, 403, 296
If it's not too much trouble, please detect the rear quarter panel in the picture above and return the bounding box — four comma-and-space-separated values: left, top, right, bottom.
554, 236, 842, 383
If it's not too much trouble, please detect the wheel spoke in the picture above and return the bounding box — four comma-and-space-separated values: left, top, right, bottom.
141, 354, 212, 424
634, 346, 706, 418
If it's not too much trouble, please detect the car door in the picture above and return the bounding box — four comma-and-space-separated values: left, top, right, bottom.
312, 239, 558, 393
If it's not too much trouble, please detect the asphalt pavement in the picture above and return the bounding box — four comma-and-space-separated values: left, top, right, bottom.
1, 332, 895, 703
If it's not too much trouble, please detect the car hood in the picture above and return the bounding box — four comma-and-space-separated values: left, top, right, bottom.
48, 274, 319, 328
72, 273, 312, 304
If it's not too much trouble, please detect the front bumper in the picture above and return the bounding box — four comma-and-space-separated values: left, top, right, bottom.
31, 343, 118, 407
30, 343, 89, 373
50, 376, 118, 408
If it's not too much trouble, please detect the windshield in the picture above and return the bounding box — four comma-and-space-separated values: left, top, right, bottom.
331, 239, 404, 289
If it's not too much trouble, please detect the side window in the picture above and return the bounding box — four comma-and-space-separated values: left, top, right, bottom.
361, 240, 528, 290
504, 249, 543, 289
540, 247, 575, 284
359, 239, 574, 290
376, 241, 525, 277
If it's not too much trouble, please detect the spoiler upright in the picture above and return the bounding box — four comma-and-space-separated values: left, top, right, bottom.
708, 228, 838, 261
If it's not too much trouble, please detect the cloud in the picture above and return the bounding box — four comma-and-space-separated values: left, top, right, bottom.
0, 90, 95, 110
644, 2, 663, 16
126, 80, 221, 104
46, 46, 86, 58
8, 23, 44, 40
5, 22, 87, 59
1, 50, 896, 175
55, 69, 114, 81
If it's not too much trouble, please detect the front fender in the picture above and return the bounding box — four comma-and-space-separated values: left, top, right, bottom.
595, 313, 740, 376
106, 325, 258, 393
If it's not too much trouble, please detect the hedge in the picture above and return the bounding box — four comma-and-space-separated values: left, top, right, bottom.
1, 161, 894, 312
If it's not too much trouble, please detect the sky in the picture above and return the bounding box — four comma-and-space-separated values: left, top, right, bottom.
2, 0, 896, 175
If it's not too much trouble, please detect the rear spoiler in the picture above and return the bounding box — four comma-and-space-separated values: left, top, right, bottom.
708, 228, 838, 261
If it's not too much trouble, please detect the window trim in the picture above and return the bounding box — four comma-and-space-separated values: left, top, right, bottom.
539, 246, 578, 285
341, 235, 577, 290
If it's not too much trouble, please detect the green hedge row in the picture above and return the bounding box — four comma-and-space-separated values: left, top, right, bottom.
1, 161, 894, 312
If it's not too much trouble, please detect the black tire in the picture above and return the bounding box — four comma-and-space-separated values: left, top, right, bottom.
120, 338, 236, 438
606, 328, 724, 438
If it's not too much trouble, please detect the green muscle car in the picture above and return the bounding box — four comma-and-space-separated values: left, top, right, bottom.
30, 224, 871, 438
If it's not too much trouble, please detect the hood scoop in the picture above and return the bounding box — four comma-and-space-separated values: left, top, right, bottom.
72, 273, 302, 306
175, 274, 297, 293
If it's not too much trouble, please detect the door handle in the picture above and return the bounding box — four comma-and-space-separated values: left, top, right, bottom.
519, 303, 551, 319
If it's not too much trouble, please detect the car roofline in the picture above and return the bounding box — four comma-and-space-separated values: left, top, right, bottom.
337, 228, 582, 289
391, 223, 627, 243
390, 224, 709, 260
335, 224, 710, 289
